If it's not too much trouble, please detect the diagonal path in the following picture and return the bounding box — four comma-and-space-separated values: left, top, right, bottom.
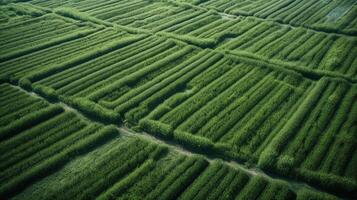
8, 82, 349, 199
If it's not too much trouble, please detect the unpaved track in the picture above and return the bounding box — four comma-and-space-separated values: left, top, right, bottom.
9, 83, 340, 199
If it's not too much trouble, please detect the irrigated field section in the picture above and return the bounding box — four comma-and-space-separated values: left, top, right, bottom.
0, 1, 356, 200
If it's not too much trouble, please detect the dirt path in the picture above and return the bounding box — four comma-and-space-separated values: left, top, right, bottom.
9, 83, 342, 198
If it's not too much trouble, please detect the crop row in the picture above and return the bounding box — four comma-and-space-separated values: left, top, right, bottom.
220, 17, 357, 78
0, 83, 337, 200
0, 17, 132, 80
30, 35, 197, 101
14, 1, 357, 79
180, 0, 357, 35
259, 78, 357, 194
88, 0, 238, 39
0, 61, 344, 198
13, 0, 241, 41
0, 6, 31, 25
13, 134, 336, 200
1, 32, 353, 199
0, 83, 118, 198
0, 14, 94, 58
135, 60, 311, 161
0, 2, 48, 25
14, 24, 355, 194
148, 76, 356, 195
24, 0, 357, 36
1, 2, 355, 198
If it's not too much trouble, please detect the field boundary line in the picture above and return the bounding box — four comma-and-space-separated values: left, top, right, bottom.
1, 81, 349, 199
3, 2, 357, 84
44, 5, 357, 84
157, 0, 357, 38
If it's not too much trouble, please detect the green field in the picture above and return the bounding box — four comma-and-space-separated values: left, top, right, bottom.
0, 0, 356, 199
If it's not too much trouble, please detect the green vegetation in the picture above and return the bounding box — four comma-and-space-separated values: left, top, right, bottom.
0, 1, 356, 199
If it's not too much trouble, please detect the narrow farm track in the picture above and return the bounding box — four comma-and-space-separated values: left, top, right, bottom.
1, 1, 356, 199
7, 82, 344, 199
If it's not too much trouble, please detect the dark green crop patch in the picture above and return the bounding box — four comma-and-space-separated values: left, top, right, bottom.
0, 1, 356, 199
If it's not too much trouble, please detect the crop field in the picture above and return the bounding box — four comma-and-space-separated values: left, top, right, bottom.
0, 0, 356, 200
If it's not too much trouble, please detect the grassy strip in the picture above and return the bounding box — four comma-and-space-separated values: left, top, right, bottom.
96, 159, 156, 200
118, 155, 185, 199
0, 114, 83, 171
62, 38, 173, 97
0, 124, 100, 183
123, 52, 221, 123
139, 119, 173, 138
199, 74, 275, 141
296, 169, 357, 198
32, 85, 59, 101
0, 112, 76, 154
206, 168, 237, 200
280, 83, 348, 170
65, 144, 167, 200
0, 99, 44, 122
65, 42, 179, 97
46, 139, 147, 200
54, 7, 150, 34
145, 156, 197, 199
89, 46, 193, 103
138, 118, 249, 161
192, 163, 229, 200
62, 97, 120, 124
296, 188, 339, 200
220, 170, 250, 199
157, 157, 208, 200
20, 82, 120, 125
7, 3, 49, 17
120, 51, 221, 124
0, 28, 99, 63
226, 50, 356, 83
160, 61, 242, 129
24, 34, 148, 83
101, 49, 210, 109
259, 180, 295, 200
173, 130, 214, 152
158, 32, 215, 48
179, 162, 222, 199
0, 105, 63, 142
258, 78, 328, 170
175, 68, 257, 134
235, 176, 268, 199
0, 125, 118, 199
233, 86, 292, 147
158, 31, 237, 49
54, 7, 113, 27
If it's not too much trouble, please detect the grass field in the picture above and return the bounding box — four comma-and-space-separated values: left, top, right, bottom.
0, 0, 356, 199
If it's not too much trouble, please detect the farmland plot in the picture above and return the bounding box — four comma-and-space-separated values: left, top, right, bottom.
177, 0, 357, 35
21, 0, 357, 79
0, 83, 336, 200
0, 0, 356, 199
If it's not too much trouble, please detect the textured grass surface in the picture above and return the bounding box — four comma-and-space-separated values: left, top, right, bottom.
0, 1, 356, 199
